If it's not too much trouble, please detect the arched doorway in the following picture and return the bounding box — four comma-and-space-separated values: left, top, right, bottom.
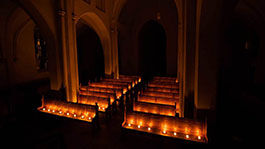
76, 20, 105, 85
138, 20, 167, 77
117, 0, 178, 76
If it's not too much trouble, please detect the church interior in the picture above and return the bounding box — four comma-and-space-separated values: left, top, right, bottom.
1, 0, 265, 147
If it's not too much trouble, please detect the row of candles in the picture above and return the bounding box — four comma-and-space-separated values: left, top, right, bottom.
125, 122, 203, 141
40, 107, 96, 122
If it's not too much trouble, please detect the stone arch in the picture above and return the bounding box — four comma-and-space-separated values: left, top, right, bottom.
112, 0, 184, 116
15, 0, 62, 90
77, 12, 112, 75
138, 19, 167, 76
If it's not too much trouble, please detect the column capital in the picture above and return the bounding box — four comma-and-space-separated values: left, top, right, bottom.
58, 10, 66, 17
72, 13, 80, 22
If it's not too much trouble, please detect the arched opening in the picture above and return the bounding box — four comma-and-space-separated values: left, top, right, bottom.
117, 0, 178, 76
76, 20, 105, 85
138, 20, 167, 77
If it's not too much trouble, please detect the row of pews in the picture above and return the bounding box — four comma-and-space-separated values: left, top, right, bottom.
38, 75, 141, 125
122, 76, 208, 143
37, 75, 207, 143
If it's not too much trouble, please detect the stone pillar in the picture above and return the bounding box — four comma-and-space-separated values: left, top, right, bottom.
58, 0, 78, 102
72, 13, 80, 92
111, 21, 119, 79
58, 8, 69, 100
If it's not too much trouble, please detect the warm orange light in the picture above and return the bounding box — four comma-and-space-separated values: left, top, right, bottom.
74, 114, 77, 117
128, 124, 131, 127
81, 115, 84, 119
186, 135, 189, 139
198, 136, 201, 140
174, 132, 177, 136
43, 108, 46, 111
138, 125, 141, 128
59, 111, 62, 114
148, 127, 151, 131
89, 117, 91, 120
48, 109, 50, 112
162, 130, 166, 134
67, 113, 70, 116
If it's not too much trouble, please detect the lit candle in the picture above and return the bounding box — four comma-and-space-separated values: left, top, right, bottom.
163, 130, 166, 134
81, 115, 84, 119
174, 132, 177, 136
48, 109, 50, 112
52, 110, 55, 113
67, 113, 69, 116
42, 108, 46, 111
128, 124, 131, 127
89, 117, 91, 120
138, 125, 141, 128
186, 135, 189, 139
74, 114, 77, 117
198, 136, 201, 140
148, 127, 151, 131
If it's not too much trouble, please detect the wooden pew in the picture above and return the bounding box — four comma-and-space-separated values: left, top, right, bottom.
38, 97, 98, 123
78, 95, 112, 112
122, 111, 207, 143
88, 82, 128, 94
133, 101, 177, 116
79, 90, 115, 103
142, 91, 179, 99
145, 87, 179, 94
153, 76, 178, 82
100, 80, 132, 90
80, 85, 122, 99
150, 81, 179, 85
101, 78, 136, 87
148, 83, 179, 89
138, 95, 179, 108
119, 75, 142, 83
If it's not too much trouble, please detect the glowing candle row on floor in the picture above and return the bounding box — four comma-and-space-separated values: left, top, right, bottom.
123, 111, 207, 143
124, 123, 202, 141
40, 107, 96, 122
38, 98, 97, 122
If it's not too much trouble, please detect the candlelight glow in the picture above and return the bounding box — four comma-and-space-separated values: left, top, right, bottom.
122, 111, 207, 143
186, 135, 189, 139
38, 98, 97, 123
